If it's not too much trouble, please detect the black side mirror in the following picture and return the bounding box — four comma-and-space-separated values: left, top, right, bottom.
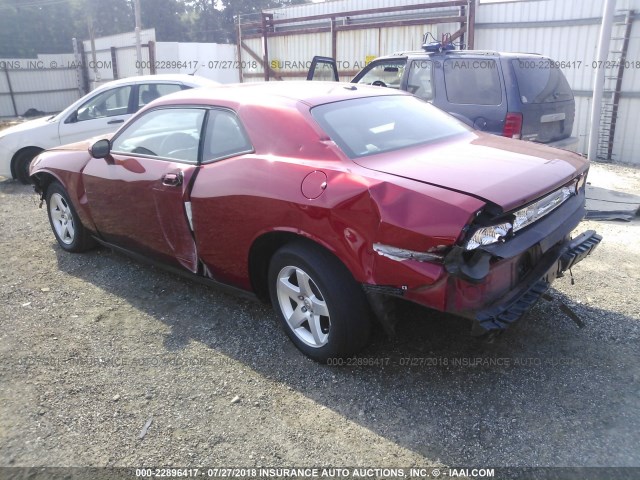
90, 139, 112, 159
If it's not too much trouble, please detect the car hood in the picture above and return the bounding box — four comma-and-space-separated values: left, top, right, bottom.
352, 132, 588, 212
0, 116, 54, 136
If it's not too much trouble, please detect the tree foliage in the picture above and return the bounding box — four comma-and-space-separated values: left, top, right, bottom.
0, 0, 308, 58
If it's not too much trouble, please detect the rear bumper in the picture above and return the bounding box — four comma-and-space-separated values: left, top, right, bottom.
473, 230, 601, 332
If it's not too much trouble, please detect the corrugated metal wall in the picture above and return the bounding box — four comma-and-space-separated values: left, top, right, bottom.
475, 0, 640, 164
240, 0, 640, 165
238, 0, 463, 82
0, 54, 79, 117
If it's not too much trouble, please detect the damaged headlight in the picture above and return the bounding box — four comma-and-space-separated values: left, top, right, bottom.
464, 222, 512, 251
373, 243, 447, 262
464, 178, 581, 251
512, 183, 576, 232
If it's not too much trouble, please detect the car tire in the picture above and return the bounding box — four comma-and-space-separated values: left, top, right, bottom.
46, 182, 96, 253
268, 242, 371, 362
14, 148, 43, 184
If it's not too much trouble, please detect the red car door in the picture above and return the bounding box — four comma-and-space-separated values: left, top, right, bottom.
83, 107, 206, 273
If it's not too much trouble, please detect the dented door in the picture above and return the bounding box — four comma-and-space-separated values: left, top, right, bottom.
83, 107, 206, 272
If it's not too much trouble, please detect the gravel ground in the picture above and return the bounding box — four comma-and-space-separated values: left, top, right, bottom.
0, 161, 639, 477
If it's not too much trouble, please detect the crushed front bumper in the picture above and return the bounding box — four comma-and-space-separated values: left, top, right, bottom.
473, 230, 602, 333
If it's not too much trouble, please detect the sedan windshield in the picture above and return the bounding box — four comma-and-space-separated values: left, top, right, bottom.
311, 95, 469, 159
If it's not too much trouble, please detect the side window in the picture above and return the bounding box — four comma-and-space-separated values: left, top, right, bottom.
138, 83, 184, 108
111, 108, 206, 164
355, 60, 407, 89
76, 85, 132, 121
407, 60, 434, 101
203, 109, 253, 162
443, 59, 502, 105
307, 56, 339, 81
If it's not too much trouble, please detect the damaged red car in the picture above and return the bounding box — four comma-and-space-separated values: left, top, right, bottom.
30, 82, 601, 362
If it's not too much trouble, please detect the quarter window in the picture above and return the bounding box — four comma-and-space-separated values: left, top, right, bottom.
111, 108, 205, 164
202, 110, 253, 162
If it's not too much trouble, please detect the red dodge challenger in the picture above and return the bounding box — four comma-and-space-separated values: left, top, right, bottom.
30, 82, 601, 361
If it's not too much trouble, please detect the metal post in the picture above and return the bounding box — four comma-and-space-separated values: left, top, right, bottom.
72, 37, 85, 96
76, 40, 90, 94
134, 0, 143, 75
588, 0, 616, 161
262, 13, 270, 81
236, 16, 244, 83
460, 4, 466, 49
148, 41, 156, 74
110, 46, 119, 79
3, 66, 18, 117
466, 0, 475, 49
88, 14, 100, 86
331, 16, 337, 60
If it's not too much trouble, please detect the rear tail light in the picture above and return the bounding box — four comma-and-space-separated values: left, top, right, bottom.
503, 112, 523, 139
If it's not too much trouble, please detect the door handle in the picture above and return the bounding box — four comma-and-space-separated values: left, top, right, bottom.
107, 119, 125, 125
162, 172, 183, 186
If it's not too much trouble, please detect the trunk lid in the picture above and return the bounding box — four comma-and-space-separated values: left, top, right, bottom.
352, 132, 587, 212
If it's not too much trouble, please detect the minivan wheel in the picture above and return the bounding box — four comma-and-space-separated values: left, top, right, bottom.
268, 242, 371, 362
46, 182, 96, 252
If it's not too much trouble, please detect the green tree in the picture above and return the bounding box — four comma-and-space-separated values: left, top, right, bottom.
139, 0, 187, 42
85, 0, 134, 38
0, 0, 309, 57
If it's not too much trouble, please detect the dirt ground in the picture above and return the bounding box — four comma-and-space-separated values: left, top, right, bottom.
0, 161, 639, 477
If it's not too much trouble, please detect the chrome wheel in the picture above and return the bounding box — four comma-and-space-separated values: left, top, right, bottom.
275, 265, 331, 348
49, 192, 75, 245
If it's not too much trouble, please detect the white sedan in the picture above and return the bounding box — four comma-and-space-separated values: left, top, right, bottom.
0, 74, 218, 183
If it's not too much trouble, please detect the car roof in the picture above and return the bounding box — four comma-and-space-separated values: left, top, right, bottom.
92, 74, 218, 90
152, 81, 410, 109
377, 50, 546, 60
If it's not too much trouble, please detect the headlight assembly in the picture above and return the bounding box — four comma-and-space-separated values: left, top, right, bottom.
464, 222, 512, 250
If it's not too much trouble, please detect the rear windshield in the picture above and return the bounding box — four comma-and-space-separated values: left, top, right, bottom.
311, 95, 468, 159
511, 59, 574, 104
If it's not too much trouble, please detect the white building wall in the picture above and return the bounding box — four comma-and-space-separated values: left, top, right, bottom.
82, 29, 157, 87
155, 42, 239, 83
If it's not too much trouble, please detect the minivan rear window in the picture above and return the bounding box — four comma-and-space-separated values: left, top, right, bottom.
511, 59, 574, 104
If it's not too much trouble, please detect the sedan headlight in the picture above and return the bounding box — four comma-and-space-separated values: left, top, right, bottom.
465, 222, 512, 250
